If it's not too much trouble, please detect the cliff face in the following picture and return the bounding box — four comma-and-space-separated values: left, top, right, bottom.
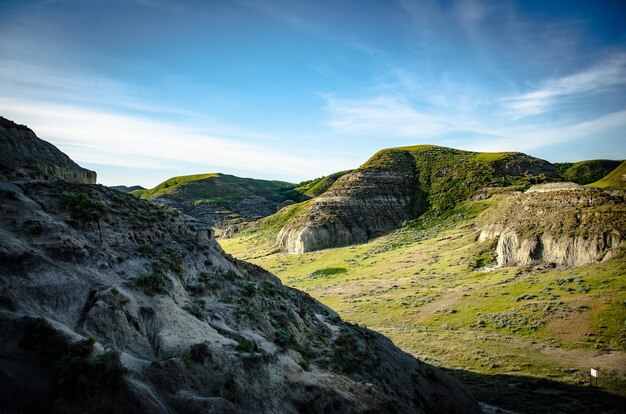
0, 124, 480, 413
278, 145, 558, 253
478, 183, 625, 268
0, 117, 96, 184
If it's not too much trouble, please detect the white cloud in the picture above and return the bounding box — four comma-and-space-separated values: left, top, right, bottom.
0, 97, 347, 184
502, 53, 626, 119
324, 95, 452, 137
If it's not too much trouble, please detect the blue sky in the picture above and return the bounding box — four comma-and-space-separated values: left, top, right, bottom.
1, 0, 625, 187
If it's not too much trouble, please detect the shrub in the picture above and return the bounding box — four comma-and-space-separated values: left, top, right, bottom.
274, 329, 296, 347
236, 337, 258, 353
135, 273, 167, 294
200, 272, 212, 283
224, 270, 237, 281
60, 191, 106, 223
185, 300, 207, 320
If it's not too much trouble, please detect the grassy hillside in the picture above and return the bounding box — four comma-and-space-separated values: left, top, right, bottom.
295, 170, 352, 197
347, 145, 557, 216
589, 161, 626, 190
556, 160, 623, 185
220, 193, 626, 412
132, 173, 308, 206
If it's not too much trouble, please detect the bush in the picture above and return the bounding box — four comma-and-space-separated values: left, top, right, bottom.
274, 329, 296, 347
60, 191, 106, 223
224, 270, 237, 281
135, 273, 167, 294
185, 300, 207, 320
236, 337, 258, 353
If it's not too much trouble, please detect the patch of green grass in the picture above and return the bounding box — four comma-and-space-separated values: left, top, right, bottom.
310, 267, 347, 277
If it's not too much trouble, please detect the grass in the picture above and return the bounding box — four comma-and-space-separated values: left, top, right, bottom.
556, 159, 623, 185
219, 194, 626, 409
589, 161, 626, 190
133, 172, 308, 205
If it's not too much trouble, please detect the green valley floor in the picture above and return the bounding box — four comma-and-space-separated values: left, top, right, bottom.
219, 198, 626, 413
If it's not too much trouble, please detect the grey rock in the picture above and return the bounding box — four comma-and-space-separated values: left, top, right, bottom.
0, 116, 96, 184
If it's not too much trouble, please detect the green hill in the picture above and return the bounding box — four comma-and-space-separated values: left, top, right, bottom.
276, 145, 560, 253
556, 159, 623, 184
589, 161, 626, 190
133, 173, 305, 205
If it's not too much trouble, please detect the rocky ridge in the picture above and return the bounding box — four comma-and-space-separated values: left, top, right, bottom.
278, 145, 559, 253
478, 183, 625, 267
0, 116, 96, 184
0, 121, 480, 413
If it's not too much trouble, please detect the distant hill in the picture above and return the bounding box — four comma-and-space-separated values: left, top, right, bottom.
110, 185, 146, 193
276, 145, 559, 253
589, 160, 626, 190
133, 173, 310, 228
556, 159, 623, 184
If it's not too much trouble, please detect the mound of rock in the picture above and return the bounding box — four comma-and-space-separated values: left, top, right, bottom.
0, 116, 96, 184
478, 183, 624, 267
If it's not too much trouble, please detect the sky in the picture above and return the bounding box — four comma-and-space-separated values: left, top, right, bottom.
1, 0, 625, 187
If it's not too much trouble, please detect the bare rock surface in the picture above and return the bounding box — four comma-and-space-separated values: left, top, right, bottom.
0, 116, 96, 184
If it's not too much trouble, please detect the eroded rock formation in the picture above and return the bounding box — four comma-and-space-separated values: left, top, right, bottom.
478, 183, 624, 268
0, 116, 96, 184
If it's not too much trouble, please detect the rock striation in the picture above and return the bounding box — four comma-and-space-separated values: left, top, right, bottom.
0, 116, 96, 184
0, 120, 480, 413
278, 145, 558, 253
478, 183, 625, 268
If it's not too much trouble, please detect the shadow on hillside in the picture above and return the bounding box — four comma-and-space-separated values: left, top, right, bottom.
441, 367, 626, 414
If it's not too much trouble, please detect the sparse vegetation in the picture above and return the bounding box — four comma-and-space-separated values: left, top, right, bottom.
135, 273, 167, 294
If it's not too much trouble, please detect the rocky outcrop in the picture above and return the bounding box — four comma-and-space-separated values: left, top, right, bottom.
278, 145, 558, 253
478, 183, 625, 268
277, 168, 418, 253
0, 116, 96, 184
0, 131, 480, 413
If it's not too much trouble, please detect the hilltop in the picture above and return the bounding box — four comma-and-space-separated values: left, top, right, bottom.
0, 116, 96, 184
110, 185, 146, 193
277, 145, 559, 253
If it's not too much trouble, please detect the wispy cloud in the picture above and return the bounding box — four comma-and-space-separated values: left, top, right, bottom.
502, 53, 626, 119
0, 60, 349, 186
324, 95, 452, 138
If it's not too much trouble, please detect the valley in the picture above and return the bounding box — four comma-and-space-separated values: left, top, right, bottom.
220, 188, 626, 413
